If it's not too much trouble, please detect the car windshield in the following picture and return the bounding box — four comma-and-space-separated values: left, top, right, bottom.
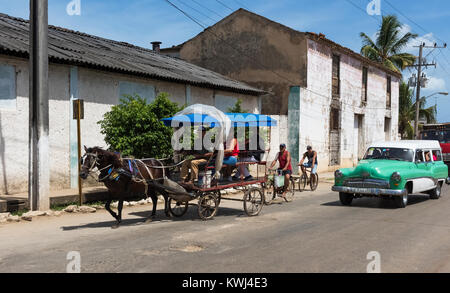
363, 147, 414, 162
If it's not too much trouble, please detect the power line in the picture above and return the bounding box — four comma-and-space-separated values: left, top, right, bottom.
164, 0, 206, 28
231, 0, 250, 10
164, 0, 402, 111
189, 0, 225, 19
215, 0, 234, 12
176, 0, 220, 23
383, 0, 446, 44
346, 0, 449, 79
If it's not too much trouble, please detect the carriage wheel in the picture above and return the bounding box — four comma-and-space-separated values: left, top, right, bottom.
243, 187, 264, 216
299, 173, 308, 192
197, 193, 219, 220
284, 178, 295, 202
310, 173, 319, 191
168, 198, 189, 218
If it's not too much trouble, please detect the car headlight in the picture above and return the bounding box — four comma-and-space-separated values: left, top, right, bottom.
391, 172, 401, 182
335, 170, 343, 178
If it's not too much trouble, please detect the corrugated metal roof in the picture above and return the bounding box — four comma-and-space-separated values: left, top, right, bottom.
0, 13, 265, 95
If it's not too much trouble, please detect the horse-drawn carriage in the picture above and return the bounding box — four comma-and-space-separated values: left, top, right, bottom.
80, 104, 292, 227
159, 105, 280, 220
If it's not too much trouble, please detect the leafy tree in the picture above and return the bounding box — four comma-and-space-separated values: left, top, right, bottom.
398, 81, 436, 139
360, 15, 418, 72
98, 93, 181, 159
227, 99, 248, 113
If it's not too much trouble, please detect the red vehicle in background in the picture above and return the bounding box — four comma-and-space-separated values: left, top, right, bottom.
420, 123, 450, 176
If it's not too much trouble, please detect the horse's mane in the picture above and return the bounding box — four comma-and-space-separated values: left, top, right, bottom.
88, 146, 123, 168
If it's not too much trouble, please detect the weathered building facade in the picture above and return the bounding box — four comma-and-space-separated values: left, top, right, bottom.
162, 9, 401, 171
0, 13, 263, 195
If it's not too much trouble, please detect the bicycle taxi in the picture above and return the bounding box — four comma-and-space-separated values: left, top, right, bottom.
159, 104, 279, 220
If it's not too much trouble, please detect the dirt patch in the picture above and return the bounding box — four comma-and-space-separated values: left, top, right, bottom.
171, 244, 204, 253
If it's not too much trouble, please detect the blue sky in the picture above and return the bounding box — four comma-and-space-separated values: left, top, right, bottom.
1, 0, 449, 122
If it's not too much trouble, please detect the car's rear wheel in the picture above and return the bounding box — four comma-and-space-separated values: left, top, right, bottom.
394, 193, 408, 208
339, 192, 353, 206
429, 183, 442, 199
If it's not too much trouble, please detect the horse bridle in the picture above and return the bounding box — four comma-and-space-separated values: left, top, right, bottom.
81, 152, 112, 181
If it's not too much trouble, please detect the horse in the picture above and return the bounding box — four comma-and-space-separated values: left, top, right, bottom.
79, 146, 171, 228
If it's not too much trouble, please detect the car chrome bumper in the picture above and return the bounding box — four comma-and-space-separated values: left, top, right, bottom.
332, 185, 407, 196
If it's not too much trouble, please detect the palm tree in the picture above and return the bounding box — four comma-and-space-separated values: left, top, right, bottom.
398, 81, 437, 138
360, 15, 418, 72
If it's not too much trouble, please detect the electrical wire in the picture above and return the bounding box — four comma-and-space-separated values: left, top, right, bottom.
215, 0, 234, 12
176, 0, 220, 23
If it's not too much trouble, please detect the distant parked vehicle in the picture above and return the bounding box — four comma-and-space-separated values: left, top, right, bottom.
420, 123, 450, 177
332, 141, 449, 208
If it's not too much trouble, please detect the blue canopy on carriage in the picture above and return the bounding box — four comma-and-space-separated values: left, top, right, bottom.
161, 113, 277, 127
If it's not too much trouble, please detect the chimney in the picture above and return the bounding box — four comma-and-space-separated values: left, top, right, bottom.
151, 41, 162, 53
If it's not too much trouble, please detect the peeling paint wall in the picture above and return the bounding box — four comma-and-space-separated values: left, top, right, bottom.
0, 56, 259, 195
303, 39, 400, 172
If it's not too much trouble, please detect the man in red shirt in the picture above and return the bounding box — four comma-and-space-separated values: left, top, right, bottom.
270, 144, 292, 200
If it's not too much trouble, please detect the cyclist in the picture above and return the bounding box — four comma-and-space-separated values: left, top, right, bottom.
269, 143, 292, 200
298, 145, 318, 176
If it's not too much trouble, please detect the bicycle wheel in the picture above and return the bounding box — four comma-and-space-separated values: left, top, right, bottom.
299, 173, 308, 192
284, 178, 295, 202
310, 173, 319, 191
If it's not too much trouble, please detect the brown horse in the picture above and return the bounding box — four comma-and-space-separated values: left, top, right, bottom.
79, 146, 171, 228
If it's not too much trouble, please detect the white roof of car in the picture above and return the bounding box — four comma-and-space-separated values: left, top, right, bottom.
368, 140, 441, 150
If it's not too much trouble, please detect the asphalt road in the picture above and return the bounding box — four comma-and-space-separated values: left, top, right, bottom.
0, 182, 449, 273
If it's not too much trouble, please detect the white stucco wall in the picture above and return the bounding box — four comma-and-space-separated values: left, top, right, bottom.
303, 39, 400, 172
0, 55, 260, 195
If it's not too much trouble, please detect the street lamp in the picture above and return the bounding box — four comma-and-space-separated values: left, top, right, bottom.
417, 92, 449, 125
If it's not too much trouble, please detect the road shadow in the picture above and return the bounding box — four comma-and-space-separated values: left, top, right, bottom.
322, 194, 430, 209
60, 204, 244, 231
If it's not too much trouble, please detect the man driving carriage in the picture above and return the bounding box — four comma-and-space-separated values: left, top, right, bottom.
180, 126, 213, 186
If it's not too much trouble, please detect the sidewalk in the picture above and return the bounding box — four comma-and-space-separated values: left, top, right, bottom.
0, 185, 109, 212
0, 172, 336, 212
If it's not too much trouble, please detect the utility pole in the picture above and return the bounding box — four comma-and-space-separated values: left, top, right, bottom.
407, 42, 446, 139
29, 0, 50, 211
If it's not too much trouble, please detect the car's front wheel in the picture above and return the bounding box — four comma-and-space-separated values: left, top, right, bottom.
429, 183, 442, 200
394, 193, 408, 208
339, 192, 353, 206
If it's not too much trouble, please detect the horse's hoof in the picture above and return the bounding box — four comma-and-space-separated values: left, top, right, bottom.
111, 224, 120, 229
144, 218, 153, 224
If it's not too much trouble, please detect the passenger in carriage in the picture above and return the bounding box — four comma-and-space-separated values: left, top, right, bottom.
180, 126, 213, 186
221, 131, 239, 182
232, 131, 266, 181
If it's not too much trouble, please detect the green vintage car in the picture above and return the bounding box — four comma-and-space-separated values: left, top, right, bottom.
332, 141, 449, 208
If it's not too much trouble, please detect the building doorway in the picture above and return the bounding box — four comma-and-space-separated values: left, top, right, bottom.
329, 107, 341, 166
354, 114, 364, 165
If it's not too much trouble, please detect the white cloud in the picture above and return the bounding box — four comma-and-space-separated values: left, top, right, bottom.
399, 24, 437, 55
425, 76, 447, 92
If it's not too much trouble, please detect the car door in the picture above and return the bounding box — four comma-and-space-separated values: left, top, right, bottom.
431, 149, 448, 179
412, 149, 436, 193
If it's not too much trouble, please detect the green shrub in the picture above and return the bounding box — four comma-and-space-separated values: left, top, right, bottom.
98, 93, 181, 159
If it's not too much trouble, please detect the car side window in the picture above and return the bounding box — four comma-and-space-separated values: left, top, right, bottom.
432, 150, 443, 161
415, 149, 424, 163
